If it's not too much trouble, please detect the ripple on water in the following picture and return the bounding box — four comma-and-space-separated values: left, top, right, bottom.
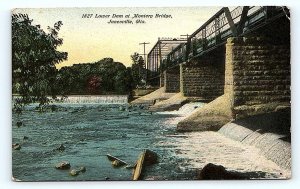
12, 104, 191, 181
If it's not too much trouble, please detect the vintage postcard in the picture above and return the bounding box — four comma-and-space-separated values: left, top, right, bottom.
12, 6, 291, 181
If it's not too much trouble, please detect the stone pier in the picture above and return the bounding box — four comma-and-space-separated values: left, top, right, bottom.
225, 37, 290, 119
177, 36, 290, 132
163, 65, 180, 93
180, 52, 225, 101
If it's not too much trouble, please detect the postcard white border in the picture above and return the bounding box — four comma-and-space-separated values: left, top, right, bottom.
1, 0, 300, 189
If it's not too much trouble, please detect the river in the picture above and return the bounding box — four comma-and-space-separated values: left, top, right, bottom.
12, 101, 289, 181
12, 103, 202, 181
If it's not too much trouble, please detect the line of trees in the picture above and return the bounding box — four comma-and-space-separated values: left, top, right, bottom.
56, 58, 134, 95
12, 14, 152, 112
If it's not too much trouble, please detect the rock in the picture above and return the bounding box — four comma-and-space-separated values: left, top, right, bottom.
105, 177, 110, 180
106, 154, 127, 166
119, 106, 125, 111
69, 166, 86, 176
23, 136, 29, 140
55, 161, 71, 170
144, 150, 158, 166
51, 105, 57, 112
56, 144, 65, 152
79, 166, 86, 173
69, 169, 79, 176
12, 143, 21, 150
132, 149, 158, 180
16, 121, 23, 128
111, 160, 123, 167
197, 163, 246, 180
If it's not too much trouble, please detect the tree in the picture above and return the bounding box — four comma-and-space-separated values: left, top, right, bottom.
137, 56, 145, 80
130, 52, 146, 87
87, 75, 102, 94
137, 56, 145, 68
55, 58, 133, 95
130, 52, 140, 65
12, 13, 68, 112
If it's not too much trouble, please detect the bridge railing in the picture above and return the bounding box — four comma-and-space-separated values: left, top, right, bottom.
146, 38, 187, 79
165, 6, 288, 66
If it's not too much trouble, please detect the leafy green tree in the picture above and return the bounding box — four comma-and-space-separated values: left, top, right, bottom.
138, 56, 145, 68
137, 56, 146, 80
56, 58, 133, 95
130, 52, 140, 65
12, 13, 68, 112
130, 52, 146, 87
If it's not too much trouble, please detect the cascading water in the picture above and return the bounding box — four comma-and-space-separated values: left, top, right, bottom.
241, 132, 291, 170
60, 95, 128, 104
12, 95, 129, 104
157, 102, 206, 116
218, 112, 291, 170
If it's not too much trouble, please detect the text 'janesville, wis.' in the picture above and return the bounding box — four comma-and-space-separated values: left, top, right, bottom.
82, 13, 173, 24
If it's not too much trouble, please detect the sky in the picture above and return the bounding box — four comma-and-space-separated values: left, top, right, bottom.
13, 7, 221, 68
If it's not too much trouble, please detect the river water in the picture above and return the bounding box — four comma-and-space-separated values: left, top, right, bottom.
12, 103, 202, 181
12, 101, 289, 181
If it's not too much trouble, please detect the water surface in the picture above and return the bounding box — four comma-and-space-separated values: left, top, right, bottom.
12, 103, 195, 181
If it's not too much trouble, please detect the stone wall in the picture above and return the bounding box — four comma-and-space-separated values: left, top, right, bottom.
164, 66, 180, 93
160, 72, 165, 87
180, 55, 225, 101
225, 37, 290, 119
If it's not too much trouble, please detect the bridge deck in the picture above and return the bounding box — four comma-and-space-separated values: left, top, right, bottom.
146, 6, 289, 80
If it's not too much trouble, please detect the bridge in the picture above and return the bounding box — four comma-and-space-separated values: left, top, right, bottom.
131, 6, 291, 171
147, 6, 289, 78
144, 6, 290, 125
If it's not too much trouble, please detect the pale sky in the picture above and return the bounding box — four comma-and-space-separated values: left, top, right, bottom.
13, 7, 221, 68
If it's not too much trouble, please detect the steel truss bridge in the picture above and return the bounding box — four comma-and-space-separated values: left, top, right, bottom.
146, 6, 290, 81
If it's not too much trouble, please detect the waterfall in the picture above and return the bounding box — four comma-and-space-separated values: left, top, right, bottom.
60, 95, 128, 104
218, 121, 291, 170
12, 95, 129, 104
176, 102, 206, 115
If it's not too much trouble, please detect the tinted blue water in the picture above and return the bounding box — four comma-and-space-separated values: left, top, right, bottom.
12, 104, 195, 181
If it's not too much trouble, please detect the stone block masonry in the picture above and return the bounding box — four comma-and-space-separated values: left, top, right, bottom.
177, 36, 290, 132
160, 72, 165, 87
180, 54, 225, 101
164, 66, 180, 93
225, 37, 290, 119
